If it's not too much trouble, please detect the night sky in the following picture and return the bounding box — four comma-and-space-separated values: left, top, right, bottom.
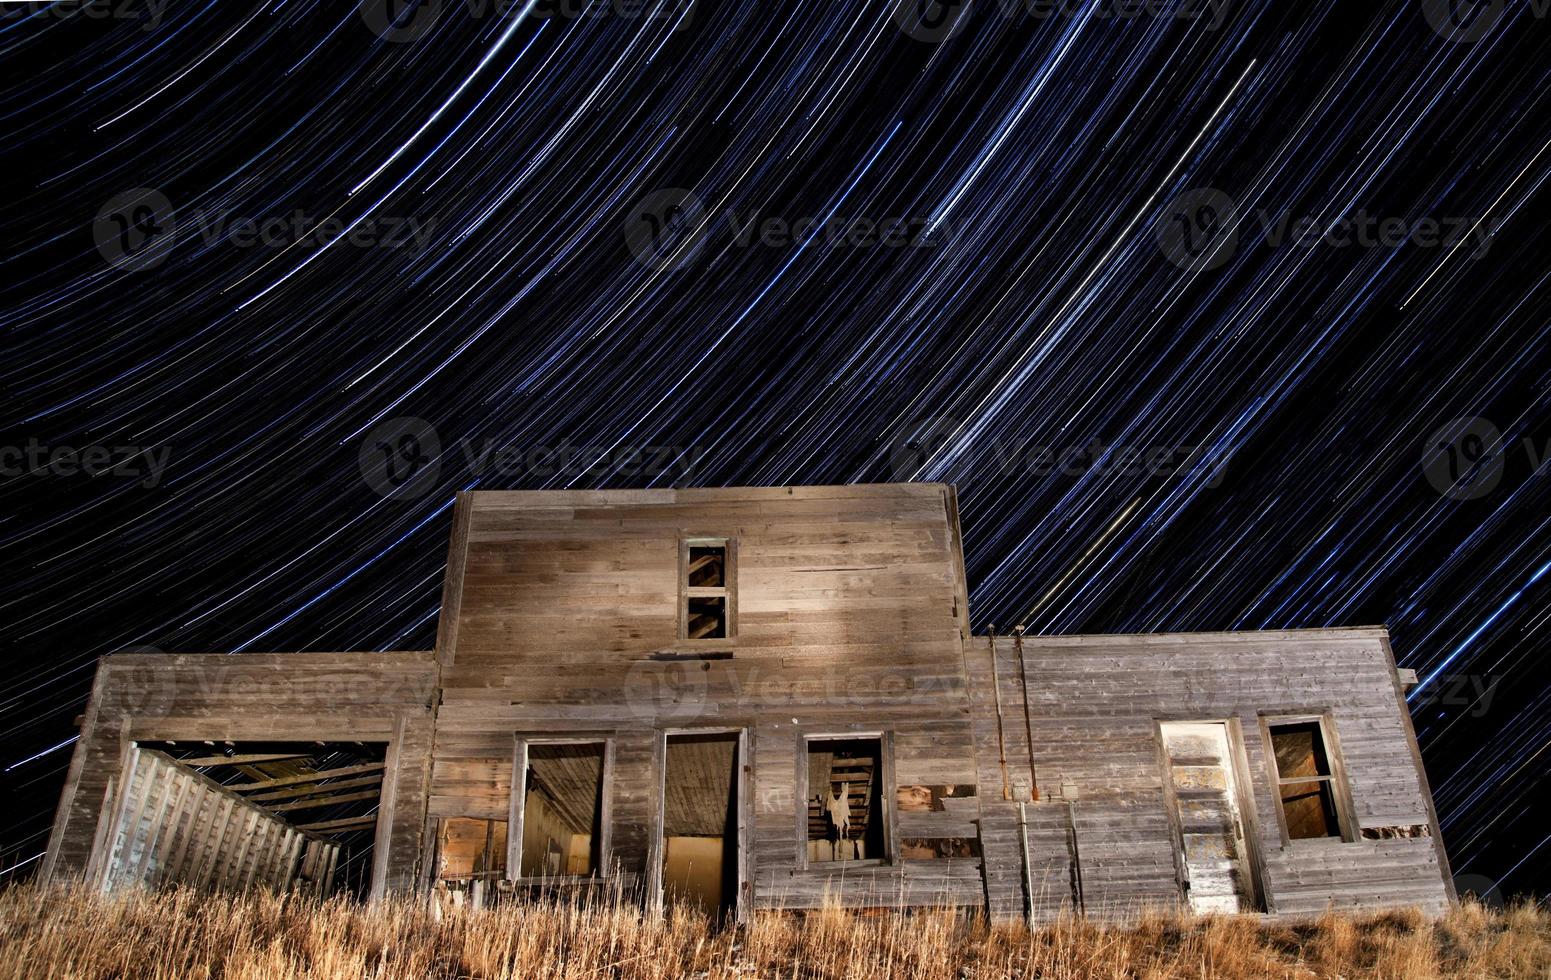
3, 0, 1549, 899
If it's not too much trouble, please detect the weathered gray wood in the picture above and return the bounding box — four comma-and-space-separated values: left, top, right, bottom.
43, 486, 1451, 922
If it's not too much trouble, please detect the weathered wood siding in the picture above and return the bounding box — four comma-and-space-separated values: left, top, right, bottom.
89, 748, 338, 895
43, 652, 439, 897
433, 485, 985, 909
969, 631, 1453, 921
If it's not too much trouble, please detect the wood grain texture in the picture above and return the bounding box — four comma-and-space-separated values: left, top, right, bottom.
44, 485, 1451, 921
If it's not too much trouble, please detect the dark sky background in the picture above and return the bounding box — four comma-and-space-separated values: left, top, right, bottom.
2, 0, 1548, 899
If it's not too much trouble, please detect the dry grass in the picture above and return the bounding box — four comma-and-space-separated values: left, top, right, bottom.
1, 884, 1547, 979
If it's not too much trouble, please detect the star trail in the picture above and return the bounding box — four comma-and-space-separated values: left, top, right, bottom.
1, 0, 1549, 899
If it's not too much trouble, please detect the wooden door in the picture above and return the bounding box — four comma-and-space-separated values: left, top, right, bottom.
1160, 722, 1258, 914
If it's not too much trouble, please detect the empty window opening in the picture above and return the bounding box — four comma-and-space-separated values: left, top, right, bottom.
435, 817, 507, 908
659, 733, 740, 921
105, 740, 387, 900
519, 743, 604, 877
683, 540, 733, 640
806, 737, 886, 864
1267, 719, 1347, 841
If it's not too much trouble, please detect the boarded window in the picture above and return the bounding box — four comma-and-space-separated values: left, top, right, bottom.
1267, 719, 1345, 841
520, 743, 605, 877
805, 737, 886, 863
683, 540, 732, 639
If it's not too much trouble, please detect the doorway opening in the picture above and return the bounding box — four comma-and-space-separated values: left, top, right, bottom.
517, 742, 606, 878
1159, 721, 1263, 914
659, 732, 741, 922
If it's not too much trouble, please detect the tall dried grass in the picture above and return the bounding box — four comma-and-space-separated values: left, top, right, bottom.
1, 883, 1546, 979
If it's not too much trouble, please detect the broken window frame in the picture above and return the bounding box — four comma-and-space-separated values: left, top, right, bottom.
507, 736, 613, 882
796, 731, 896, 869
679, 536, 736, 643
1260, 712, 1356, 845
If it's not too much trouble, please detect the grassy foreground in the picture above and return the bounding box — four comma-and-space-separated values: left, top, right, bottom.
1, 884, 1548, 979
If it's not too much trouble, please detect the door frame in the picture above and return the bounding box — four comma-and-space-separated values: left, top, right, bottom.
1156, 717, 1267, 914
649, 727, 750, 923
508, 734, 615, 882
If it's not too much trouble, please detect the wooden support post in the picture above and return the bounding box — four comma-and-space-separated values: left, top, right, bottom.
1018, 802, 1034, 923
368, 714, 405, 904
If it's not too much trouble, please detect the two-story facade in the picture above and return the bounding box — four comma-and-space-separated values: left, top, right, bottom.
42, 484, 1454, 920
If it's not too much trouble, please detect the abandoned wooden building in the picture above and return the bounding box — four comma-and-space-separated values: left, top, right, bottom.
42, 484, 1455, 920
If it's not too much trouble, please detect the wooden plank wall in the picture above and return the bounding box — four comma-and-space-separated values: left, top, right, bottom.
969, 630, 1453, 921
88, 748, 335, 895
434, 485, 986, 909
43, 652, 439, 898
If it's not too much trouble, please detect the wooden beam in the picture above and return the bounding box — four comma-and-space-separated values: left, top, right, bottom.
229, 763, 385, 793
179, 753, 312, 768
296, 815, 378, 833
248, 774, 383, 803
270, 789, 382, 813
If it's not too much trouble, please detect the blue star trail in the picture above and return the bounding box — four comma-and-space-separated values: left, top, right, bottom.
1, 0, 1548, 899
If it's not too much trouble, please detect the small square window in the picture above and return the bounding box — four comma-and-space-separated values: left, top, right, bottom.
686, 597, 727, 639
687, 545, 725, 588
1267, 718, 1348, 841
